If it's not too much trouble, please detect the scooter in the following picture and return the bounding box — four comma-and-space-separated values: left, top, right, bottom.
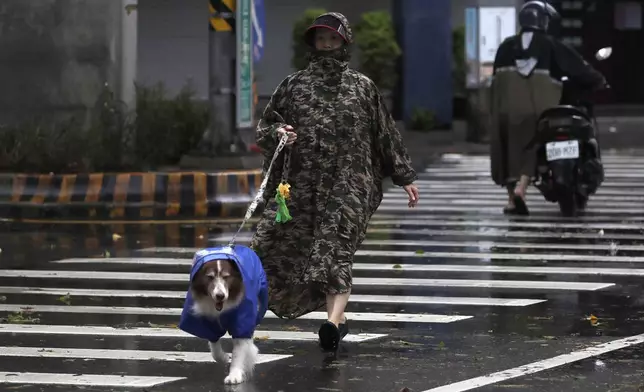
532, 47, 612, 217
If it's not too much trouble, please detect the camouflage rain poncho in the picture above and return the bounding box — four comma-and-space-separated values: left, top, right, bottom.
250, 12, 417, 319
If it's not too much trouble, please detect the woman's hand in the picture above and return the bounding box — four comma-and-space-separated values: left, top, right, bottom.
276, 125, 297, 146
403, 184, 419, 208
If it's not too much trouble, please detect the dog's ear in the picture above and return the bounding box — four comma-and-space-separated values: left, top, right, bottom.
223, 260, 244, 300
190, 264, 211, 296
228, 260, 242, 277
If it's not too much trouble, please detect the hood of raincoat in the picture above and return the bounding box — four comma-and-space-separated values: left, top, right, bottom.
178, 245, 269, 342
303, 12, 353, 76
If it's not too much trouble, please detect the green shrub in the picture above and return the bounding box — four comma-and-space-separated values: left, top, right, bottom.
291, 8, 327, 70
86, 85, 135, 171
0, 82, 208, 173
0, 85, 130, 173
354, 11, 401, 92
133, 82, 208, 168
0, 118, 90, 173
452, 26, 466, 96
408, 108, 436, 131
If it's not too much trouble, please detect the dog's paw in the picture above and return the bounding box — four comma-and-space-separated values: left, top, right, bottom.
223, 368, 247, 384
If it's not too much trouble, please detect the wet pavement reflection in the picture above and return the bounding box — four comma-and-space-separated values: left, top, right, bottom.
1, 153, 644, 391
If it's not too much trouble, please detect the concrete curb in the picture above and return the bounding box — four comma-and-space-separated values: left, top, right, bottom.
0, 171, 263, 221
0, 124, 486, 223
0, 135, 490, 222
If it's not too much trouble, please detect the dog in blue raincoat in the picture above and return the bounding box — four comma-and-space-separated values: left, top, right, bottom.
179, 245, 269, 384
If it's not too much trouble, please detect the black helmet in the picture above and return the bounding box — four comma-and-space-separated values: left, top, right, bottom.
519, 1, 559, 31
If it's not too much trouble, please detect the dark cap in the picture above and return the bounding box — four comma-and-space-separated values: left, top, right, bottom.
304, 14, 348, 46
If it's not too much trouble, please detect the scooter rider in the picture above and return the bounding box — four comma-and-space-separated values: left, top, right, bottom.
489, 0, 605, 215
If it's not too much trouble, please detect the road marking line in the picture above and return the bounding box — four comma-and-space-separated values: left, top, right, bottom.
0, 372, 184, 387
48, 258, 644, 276
0, 304, 471, 323
137, 247, 644, 263
380, 198, 644, 208
0, 269, 616, 290
0, 287, 544, 307
353, 278, 612, 291
0, 346, 290, 364
0, 323, 385, 342
415, 179, 644, 188
350, 295, 544, 306
435, 155, 644, 162
424, 166, 644, 172
422, 332, 644, 392
384, 193, 644, 201
352, 264, 644, 276
419, 172, 644, 178
400, 185, 644, 196
366, 227, 644, 239
210, 228, 644, 240
377, 205, 644, 214
356, 250, 643, 263
366, 219, 644, 230
202, 238, 644, 251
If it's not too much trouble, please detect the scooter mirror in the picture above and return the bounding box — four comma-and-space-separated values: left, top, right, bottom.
595, 47, 612, 61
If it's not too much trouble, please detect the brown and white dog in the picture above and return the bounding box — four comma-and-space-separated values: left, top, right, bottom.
188, 258, 260, 384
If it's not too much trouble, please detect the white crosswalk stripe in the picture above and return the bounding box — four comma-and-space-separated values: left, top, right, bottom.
1, 153, 643, 388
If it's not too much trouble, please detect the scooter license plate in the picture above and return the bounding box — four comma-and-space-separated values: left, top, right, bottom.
546, 140, 579, 161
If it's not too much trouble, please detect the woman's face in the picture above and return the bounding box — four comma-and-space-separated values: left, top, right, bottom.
314, 28, 344, 51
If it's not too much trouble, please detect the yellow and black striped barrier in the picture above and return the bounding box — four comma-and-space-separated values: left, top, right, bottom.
209, 0, 235, 32
0, 170, 263, 221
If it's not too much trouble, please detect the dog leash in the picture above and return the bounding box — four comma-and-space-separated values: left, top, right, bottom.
228, 114, 292, 247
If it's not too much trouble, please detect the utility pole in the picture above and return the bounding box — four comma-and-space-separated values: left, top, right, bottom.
182, 0, 255, 168
202, 0, 237, 154
199, 0, 253, 154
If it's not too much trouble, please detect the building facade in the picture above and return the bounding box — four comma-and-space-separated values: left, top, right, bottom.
4, 1, 635, 127
552, 0, 644, 105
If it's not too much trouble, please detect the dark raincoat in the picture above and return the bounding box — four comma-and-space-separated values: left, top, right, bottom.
250, 12, 417, 319
489, 30, 604, 186
178, 245, 269, 342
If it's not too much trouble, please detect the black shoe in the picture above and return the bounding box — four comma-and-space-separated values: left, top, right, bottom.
338, 319, 349, 339
318, 321, 340, 352
512, 195, 530, 216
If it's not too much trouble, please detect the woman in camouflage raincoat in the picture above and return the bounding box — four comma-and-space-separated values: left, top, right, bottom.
250, 12, 419, 351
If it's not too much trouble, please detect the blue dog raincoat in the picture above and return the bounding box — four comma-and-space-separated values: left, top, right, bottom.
178, 245, 269, 342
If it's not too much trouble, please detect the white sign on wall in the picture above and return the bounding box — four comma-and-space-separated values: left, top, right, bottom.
478, 7, 517, 63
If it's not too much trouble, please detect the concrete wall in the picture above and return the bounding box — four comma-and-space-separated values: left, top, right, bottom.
0, 0, 127, 124
0, 0, 525, 126
451, 0, 525, 28
134, 0, 526, 118
137, 0, 208, 99
136, 0, 392, 98
395, 0, 453, 124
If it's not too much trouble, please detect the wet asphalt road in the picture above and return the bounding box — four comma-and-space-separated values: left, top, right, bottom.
1, 153, 644, 392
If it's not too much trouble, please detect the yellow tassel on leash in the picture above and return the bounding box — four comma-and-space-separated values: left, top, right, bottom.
275, 183, 292, 223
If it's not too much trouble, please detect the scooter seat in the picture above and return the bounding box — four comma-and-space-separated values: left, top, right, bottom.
539, 105, 591, 122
